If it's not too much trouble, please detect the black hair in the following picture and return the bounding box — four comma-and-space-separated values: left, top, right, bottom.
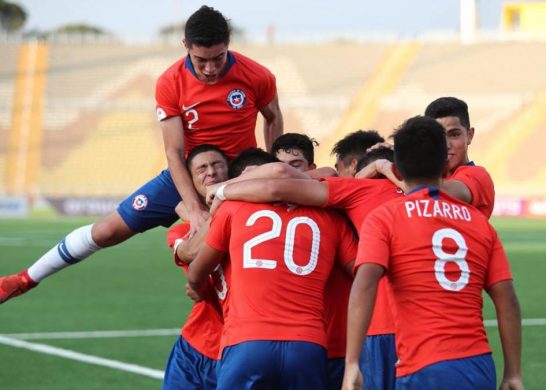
356, 146, 394, 173
331, 130, 384, 165
271, 133, 318, 165
393, 116, 447, 182
228, 148, 280, 178
424, 97, 470, 129
186, 144, 228, 171
185, 5, 231, 47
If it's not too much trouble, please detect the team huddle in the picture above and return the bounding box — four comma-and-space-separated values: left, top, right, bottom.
0, 5, 523, 390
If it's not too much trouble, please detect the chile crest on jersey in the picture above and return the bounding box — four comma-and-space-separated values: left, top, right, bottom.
227, 89, 246, 110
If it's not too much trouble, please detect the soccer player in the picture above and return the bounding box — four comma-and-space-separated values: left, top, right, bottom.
332, 130, 384, 177
271, 132, 318, 171
0, 5, 283, 304
187, 186, 357, 390
425, 96, 494, 217
209, 144, 402, 390
163, 144, 229, 390
343, 116, 522, 390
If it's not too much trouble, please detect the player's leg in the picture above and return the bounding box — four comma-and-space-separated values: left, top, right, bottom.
216, 341, 279, 390
280, 341, 328, 390
360, 334, 397, 390
327, 357, 345, 390
395, 353, 495, 390
162, 336, 217, 390
0, 169, 181, 303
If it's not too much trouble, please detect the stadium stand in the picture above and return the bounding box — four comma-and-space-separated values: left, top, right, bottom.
1, 41, 545, 202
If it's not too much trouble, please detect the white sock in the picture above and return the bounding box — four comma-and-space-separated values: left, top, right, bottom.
27, 225, 101, 282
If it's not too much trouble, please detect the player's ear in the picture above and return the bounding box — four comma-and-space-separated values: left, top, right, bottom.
183, 38, 189, 51
392, 163, 403, 181
466, 127, 475, 146
349, 158, 358, 176
309, 163, 317, 170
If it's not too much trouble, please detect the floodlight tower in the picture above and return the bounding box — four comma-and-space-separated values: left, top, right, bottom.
460, 0, 478, 43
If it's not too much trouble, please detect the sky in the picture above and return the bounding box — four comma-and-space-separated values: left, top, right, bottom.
16, 0, 510, 42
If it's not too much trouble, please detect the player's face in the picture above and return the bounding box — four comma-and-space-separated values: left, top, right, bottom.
335, 156, 355, 177
189, 151, 229, 196
185, 42, 229, 85
436, 116, 474, 173
276, 148, 315, 172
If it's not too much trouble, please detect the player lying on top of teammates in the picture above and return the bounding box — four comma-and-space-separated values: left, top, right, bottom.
186, 147, 358, 390
0, 5, 283, 304
342, 115, 522, 390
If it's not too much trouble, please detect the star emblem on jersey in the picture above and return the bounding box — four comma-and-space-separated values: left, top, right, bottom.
227, 89, 246, 109
132, 194, 148, 211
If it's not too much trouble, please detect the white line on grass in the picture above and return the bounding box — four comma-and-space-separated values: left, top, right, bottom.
3, 328, 180, 340
484, 318, 546, 327
0, 335, 164, 379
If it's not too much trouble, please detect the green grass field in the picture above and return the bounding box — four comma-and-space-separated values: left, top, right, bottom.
0, 217, 545, 389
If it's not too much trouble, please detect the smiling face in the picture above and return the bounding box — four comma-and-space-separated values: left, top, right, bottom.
189, 150, 229, 197
435, 116, 474, 173
185, 41, 229, 84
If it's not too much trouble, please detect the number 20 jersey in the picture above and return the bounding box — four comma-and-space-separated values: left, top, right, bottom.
206, 201, 357, 351
355, 187, 512, 377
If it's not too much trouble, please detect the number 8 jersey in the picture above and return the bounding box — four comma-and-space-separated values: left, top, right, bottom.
355, 187, 512, 377
206, 201, 357, 352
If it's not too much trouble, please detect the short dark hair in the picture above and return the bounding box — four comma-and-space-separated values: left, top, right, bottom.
393, 116, 447, 182
186, 144, 228, 172
229, 148, 279, 178
356, 146, 394, 173
424, 97, 470, 129
331, 130, 384, 165
271, 133, 318, 165
185, 5, 231, 47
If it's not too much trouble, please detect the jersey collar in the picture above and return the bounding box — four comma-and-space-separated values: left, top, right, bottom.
406, 186, 440, 199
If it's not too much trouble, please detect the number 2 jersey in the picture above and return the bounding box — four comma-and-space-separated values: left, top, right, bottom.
355, 187, 512, 377
155, 51, 277, 159
206, 201, 357, 351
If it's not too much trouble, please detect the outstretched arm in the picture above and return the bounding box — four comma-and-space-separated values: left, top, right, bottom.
160, 116, 209, 236
260, 94, 283, 151
187, 243, 225, 300
487, 280, 523, 390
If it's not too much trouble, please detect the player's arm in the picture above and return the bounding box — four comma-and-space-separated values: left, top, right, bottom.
260, 94, 283, 151
160, 116, 209, 236
486, 280, 523, 390
306, 166, 338, 179
176, 220, 211, 264
220, 178, 329, 206
440, 179, 472, 204
187, 243, 225, 300
342, 263, 385, 390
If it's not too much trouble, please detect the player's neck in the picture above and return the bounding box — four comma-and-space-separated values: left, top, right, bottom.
405, 178, 441, 193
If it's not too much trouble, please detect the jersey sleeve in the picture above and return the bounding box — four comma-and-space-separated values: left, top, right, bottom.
323, 177, 369, 209
254, 67, 277, 109
354, 206, 392, 272
451, 166, 495, 218
485, 227, 513, 288
333, 214, 358, 267
206, 202, 233, 252
155, 68, 180, 121
166, 223, 191, 267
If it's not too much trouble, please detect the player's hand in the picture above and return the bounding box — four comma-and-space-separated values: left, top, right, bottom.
185, 282, 203, 302
499, 377, 524, 390
186, 207, 210, 239
341, 362, 363, 390
355, 161, 380, 179
366, 141, 393, 152
0, 269, 38, 304
205, 183, 222, 206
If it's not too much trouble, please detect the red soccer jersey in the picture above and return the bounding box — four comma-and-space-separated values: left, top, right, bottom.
206, 201, 357, 351
355, 187, 512, 376
155, 51, 277, 159
167, 224, 223, 360
324, 177, 403, 336
448, 163, 495, 218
